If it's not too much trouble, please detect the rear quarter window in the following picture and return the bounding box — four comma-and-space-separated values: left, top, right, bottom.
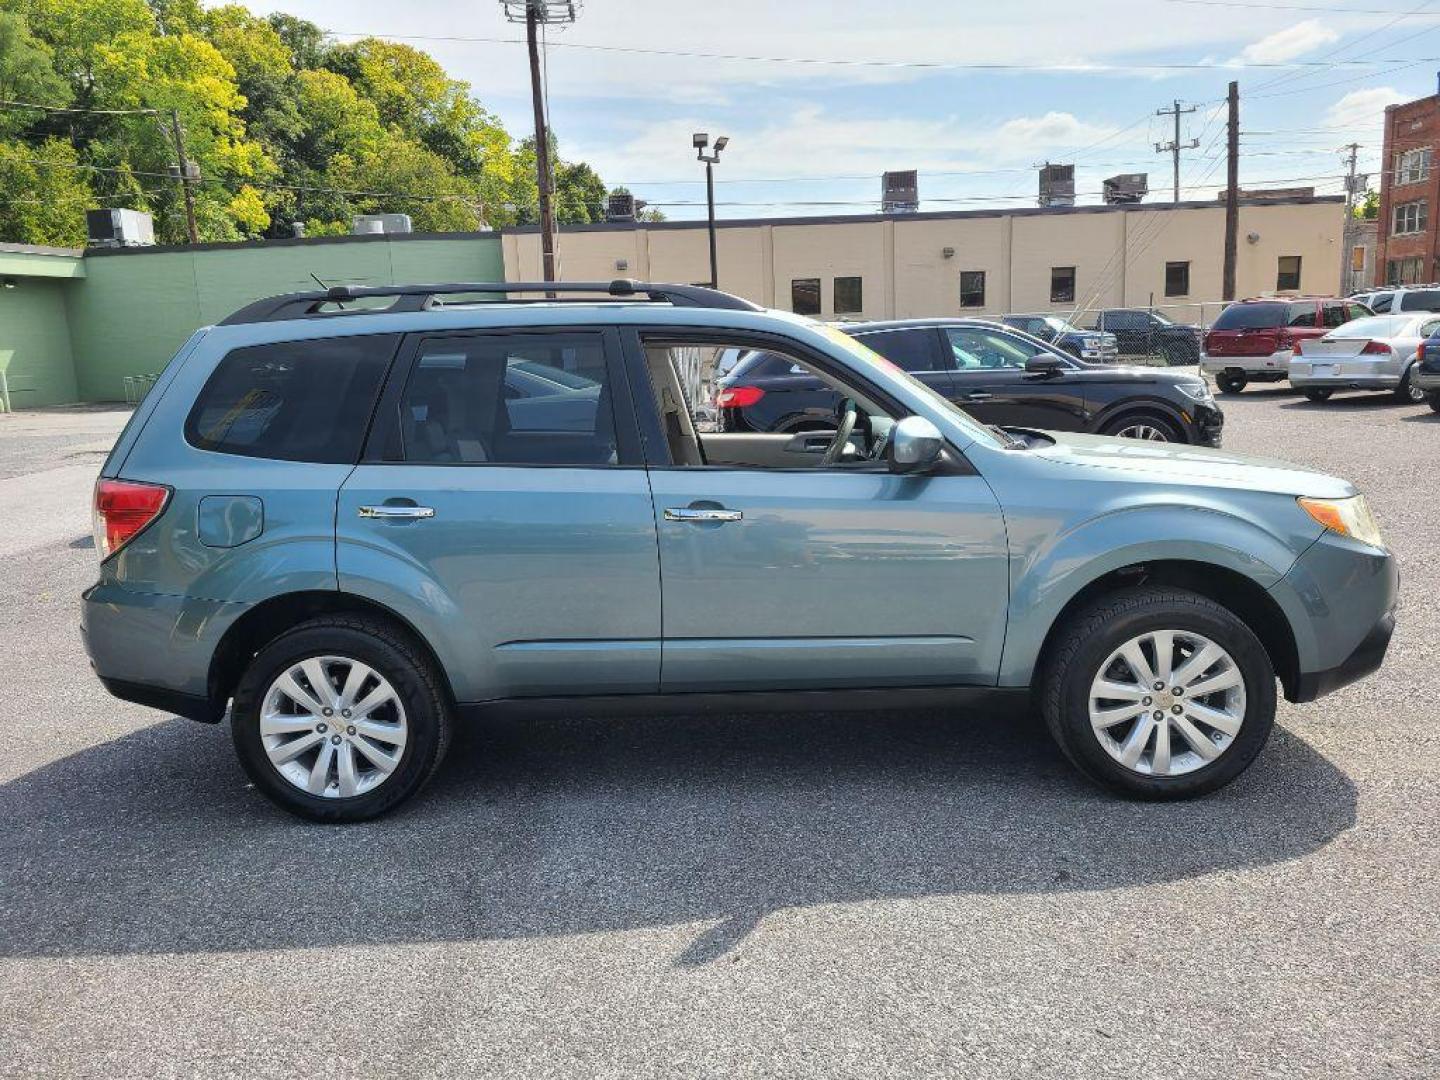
185, 334, 399, 463
1400, 289, 1440, 312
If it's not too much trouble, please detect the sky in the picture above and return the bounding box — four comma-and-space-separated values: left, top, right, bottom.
240, 0, 1440, 221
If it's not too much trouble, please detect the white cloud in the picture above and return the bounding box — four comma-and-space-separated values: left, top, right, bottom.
1325, 86, 1403, 132
1235, 19, 1339, 65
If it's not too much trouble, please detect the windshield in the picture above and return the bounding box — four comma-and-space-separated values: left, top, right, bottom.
821, 326, 1004, 449
1045, 316, 1079, 334
1149, 310, 1175, 325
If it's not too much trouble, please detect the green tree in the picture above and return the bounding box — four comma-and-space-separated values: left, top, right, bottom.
0, 12, 70, 135
1355, 190, 1378, 220
0, 136, 93, 245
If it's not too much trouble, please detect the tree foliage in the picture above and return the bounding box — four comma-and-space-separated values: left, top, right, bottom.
0, 0, 612, 245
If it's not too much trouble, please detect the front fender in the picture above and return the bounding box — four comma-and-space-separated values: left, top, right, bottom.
997, 501, 1313, 687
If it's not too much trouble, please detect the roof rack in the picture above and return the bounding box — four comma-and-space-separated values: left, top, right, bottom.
218, 279, 763, 325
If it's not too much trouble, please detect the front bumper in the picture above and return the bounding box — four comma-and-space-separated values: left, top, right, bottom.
1271, 533, 1398, 704
1188, 401, 1225, 446
1201, 350, 1292, 378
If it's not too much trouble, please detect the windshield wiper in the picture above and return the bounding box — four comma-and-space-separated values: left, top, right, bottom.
988, 424, 1025, 449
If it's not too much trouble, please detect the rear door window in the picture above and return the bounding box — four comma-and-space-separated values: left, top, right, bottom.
1322, 302, 1350, 329
1401, 289, 1440, 312
1288, 302, 1318, 327
851, 327, 946, 371
185, 334, 399, 463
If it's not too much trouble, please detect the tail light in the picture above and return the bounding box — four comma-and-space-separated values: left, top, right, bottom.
1275, 328, 1293, 350
716, 385, 764, 408
1420, 341, 1427, 362
93, 479, 170, 560
1362, 340, 1391, 355
1293, 339, 1304, 355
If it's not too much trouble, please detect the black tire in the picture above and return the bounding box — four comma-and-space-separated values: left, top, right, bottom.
1039, 587, 1277, 800
1100, 411, 1185, 443
231, 615, 453, 822
1215, 372, 1246, 394
1303, 388, 1333, 402
1396, 364, 1426, 404
1429, 389, 1440, 414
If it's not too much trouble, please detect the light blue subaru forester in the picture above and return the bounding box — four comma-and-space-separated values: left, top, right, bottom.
82, 281, 1398, 821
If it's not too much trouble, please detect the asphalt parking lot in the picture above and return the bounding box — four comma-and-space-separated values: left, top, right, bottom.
0, 392, 1436, 1079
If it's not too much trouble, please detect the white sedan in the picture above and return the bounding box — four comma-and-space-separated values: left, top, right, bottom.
1290, 312, 1439, 403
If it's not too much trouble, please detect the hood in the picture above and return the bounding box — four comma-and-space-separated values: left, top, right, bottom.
1024, 430, 1354, 498
1069, 364, 1205, 385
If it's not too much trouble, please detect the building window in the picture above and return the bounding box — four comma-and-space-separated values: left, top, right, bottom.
1164, 261, 1190, 298
1350, 245, 1367, 273
1393, 199, 1428, 236
960, 270, 986, 308
1395, 148, 1432, 185
1276, 255, 1302, 292
790, 278, 821, 316
1387, 256, 1424, 285
1050, 266, 1076, 304
833, 276, 863, 316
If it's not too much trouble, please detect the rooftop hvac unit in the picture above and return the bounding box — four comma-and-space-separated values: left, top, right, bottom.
351, 213, 413, 236
606, 192, 649, 222
882, 170, 919, 214
85, 209, 155, 248
1102, 173, 1149, 205
1038, 163, 1075, 208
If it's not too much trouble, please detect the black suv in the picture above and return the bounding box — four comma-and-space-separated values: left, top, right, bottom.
718, 319, 1223, 445
1093, 309, 1202, 365
1002, 313, 1118, 362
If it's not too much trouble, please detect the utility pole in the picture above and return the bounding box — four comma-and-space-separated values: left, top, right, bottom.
501, 2, 580, 284
1341, 142, 1364, 292
1155, 99, 1200, 203
169, 109, 199, 244
1222, 82, 1239, 302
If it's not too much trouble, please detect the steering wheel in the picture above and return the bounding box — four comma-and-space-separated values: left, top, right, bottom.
821, 398, 859, 466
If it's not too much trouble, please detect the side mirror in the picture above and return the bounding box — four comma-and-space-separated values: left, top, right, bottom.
1025, 354, 1065, 377
890, 415, 944, 473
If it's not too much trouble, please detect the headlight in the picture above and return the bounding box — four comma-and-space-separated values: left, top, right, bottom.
1175, 380, 1213, 403
1298, 494, 1386, 550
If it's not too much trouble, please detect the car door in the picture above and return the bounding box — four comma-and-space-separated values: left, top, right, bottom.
628, 328, 1010, 693
335, 327, 663, 701
943, 326, 1089, 430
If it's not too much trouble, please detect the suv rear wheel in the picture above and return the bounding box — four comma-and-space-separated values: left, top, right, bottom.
1304, 389, 1334, 402
1429, 389, 1440, 414
1040, 587, 1276, 799
1215, 372, 1246, 394
231, 615, 453, 822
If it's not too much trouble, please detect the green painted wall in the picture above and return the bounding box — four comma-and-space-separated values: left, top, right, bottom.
67, 234, 504, 402
0, 278, 79, 408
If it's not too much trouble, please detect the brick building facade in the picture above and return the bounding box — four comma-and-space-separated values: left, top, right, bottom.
1377, 93, 1440, 286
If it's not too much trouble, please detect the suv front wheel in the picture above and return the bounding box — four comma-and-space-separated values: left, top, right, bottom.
1040, 587, 1276, 799
231, 615, 453, 821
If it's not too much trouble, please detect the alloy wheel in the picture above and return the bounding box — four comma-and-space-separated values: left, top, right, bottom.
1114, 422, 1171, 441
1087, 630, 1246, 777
259, 655, 408, 798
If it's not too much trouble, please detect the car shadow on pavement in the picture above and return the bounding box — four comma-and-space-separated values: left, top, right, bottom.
0, 708, 1355, 964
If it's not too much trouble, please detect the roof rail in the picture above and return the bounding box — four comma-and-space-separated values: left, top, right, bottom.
218, 279, 763, 325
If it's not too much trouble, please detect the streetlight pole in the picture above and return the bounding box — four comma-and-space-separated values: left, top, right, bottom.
694, 133, 728, 288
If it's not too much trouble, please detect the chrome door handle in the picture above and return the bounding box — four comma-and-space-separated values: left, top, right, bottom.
664, 507, 742, 523
965, 392, 993, 401
358, 505, 435, 520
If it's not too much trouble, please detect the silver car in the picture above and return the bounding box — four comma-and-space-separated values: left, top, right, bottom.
1289, 312, 1438, 403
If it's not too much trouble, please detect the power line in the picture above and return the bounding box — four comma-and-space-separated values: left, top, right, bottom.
1167, 0, 1440, 12
320, 29, 1440, 72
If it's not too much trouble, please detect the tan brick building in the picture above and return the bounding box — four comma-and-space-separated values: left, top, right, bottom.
504, 196, 1345, 324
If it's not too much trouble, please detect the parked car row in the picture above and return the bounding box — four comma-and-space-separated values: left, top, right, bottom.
1201, 293, 1440, 408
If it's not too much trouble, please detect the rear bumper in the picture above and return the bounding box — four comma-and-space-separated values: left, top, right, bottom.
1413, 368, 1440, 391
1201, 350, 1292, 377
1289, 359, 1400, 390
81, 582, 247, 722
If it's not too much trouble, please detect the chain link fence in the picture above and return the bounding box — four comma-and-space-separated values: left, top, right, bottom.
1054, 301, 1230, 367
